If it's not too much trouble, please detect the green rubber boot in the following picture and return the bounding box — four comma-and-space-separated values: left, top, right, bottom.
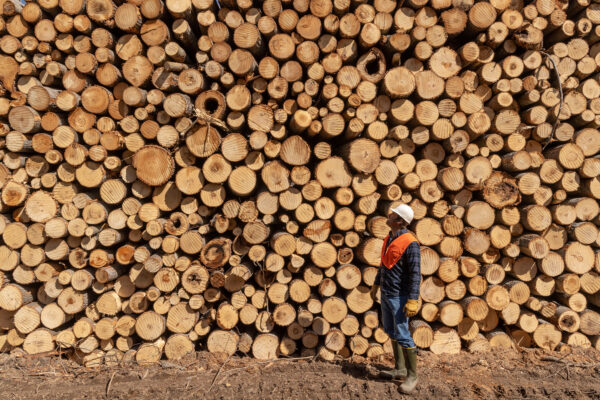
399, 348, 418, 394
379, 340, 407, 379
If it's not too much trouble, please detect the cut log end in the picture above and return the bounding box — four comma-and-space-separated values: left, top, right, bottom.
133, 145, 175, 186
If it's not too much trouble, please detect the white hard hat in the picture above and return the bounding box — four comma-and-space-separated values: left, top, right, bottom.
391, 204, 414, 224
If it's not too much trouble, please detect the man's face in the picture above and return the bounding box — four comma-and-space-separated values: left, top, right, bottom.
386, 212, 405, 229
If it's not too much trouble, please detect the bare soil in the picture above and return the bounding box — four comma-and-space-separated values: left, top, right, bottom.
1, 347, 600, 400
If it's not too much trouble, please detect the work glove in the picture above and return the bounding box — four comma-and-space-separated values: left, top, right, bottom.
369, 284, 379, 302
403, 299, 419, 317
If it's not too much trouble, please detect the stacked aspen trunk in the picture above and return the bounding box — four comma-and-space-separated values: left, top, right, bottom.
0, 0, 599, 365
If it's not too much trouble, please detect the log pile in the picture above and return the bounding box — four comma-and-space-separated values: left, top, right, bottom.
0, 0, 599, 365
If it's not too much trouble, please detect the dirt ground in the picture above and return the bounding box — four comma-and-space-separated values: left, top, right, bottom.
1, 347, 600, 400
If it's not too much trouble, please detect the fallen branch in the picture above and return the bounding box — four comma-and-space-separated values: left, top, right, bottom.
540, 356, 598, 368
106, 371, 117, 396
208, 353, 233, 393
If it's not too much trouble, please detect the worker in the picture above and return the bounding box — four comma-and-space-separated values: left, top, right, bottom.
370, 204, 421, 394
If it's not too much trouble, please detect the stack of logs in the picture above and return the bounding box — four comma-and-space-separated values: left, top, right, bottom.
0, 0, 599, 365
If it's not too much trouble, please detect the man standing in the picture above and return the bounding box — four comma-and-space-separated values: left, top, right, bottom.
370, 204, 421, 394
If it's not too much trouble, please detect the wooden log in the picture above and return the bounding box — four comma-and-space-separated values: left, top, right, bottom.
430, 326, 461, 354
132, 145, 175, 187
0, 284, 33, 311
580, 310, 600, 336
9, 106, 41, 133
532, 321, 561, 351
23, 328, 54, 355
383, 67, 415, 98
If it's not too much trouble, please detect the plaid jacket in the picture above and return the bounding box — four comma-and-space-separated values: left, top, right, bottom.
374, 228, 421, 300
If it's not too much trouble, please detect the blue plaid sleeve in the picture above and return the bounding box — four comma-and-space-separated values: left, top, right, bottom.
402, 242, 421, 300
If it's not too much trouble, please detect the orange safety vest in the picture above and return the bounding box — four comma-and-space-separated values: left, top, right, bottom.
380, 232, 418, 270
